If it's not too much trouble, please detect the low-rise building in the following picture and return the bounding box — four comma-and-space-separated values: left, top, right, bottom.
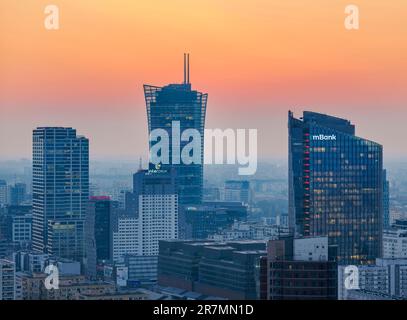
158, 240, 266, 300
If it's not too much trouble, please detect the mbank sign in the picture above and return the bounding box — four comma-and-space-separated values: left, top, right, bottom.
312, 134, 337, 141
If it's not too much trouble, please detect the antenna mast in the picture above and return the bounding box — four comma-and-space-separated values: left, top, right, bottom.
183, 53, 190, 84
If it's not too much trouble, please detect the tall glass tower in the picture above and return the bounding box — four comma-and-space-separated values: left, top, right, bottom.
144, 54, 207, 205
288, 111, 383, 265
32, 127, 89, 261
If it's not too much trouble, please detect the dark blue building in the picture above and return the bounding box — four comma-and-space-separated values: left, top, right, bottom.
288, 111, 383, 265
182, 201, 247, 239
85, 196, 114, 279
144, 54, 207, 205
383, 169, 390, 229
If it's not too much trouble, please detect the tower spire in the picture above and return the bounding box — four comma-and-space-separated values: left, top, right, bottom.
184, 53, 186, 84
183, 53, 190, 84
187, 53, 190, 84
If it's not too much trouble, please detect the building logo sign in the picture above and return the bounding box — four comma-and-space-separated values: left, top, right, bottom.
312, 134, 336, 141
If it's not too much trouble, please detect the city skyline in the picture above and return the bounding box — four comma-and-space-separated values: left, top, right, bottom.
1, 0, 407, 160
1, 0, 407, 304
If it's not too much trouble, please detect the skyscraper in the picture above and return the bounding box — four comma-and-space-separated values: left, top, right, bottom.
112, 169, 178, 282
383, 169, 390, 229
85, 196, 113, 278
288, 111, 383, 265
133, 169, 178, 256
144, 54, 207, 205
0, 180, 7, 207
32, 127, 89, 261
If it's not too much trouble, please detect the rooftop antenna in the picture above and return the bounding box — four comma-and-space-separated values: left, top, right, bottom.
183, 53, 186, 84
187, 53, 190, 84
138, 157, 142, 171
183, 53, 190, 84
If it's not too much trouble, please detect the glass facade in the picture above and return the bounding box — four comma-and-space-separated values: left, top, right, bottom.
289, 111, 383, 265
32, 127, 89, 261
144, 82, 207, 205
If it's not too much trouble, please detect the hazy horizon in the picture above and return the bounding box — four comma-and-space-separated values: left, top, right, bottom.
1, 0, 407, 159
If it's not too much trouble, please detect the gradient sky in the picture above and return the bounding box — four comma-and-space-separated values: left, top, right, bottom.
1, 0, 406, 161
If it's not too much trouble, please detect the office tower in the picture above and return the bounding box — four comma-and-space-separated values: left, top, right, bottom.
0, 180, 7, 207
8, 183, 27, 206
112, 169, 178, 283
144, 54, 207, 205
181, 201, 247, 239
224, 180, 250, 204
132, 167, 178, 215
158, 240, 266, 299
288, 111, 383, 265
134, 169, 178, 256
32, 127, 89, 262
261, 236, 337, 300
383, 170, 390, 229
85, 196, 113, 278
0, 259, 15, 300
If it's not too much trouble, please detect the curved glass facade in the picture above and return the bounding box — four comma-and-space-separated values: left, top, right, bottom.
144, 83, 207, 205
289, 111, 383, 265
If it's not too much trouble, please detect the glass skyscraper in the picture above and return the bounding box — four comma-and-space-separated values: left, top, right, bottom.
288, 111, 383, 265
32, 127, 89, 262
144, 54, 207, 205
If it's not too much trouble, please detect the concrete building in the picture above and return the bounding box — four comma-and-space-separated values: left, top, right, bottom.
0, 259, 15, 300
338, 258, 407, 300
15, 272, 117, 300
112, 214, 139, 262
383, 228, 407, 259
112, 169, 178, 284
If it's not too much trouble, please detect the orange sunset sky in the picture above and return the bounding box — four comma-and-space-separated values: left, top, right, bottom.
0, 0, 406, 160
